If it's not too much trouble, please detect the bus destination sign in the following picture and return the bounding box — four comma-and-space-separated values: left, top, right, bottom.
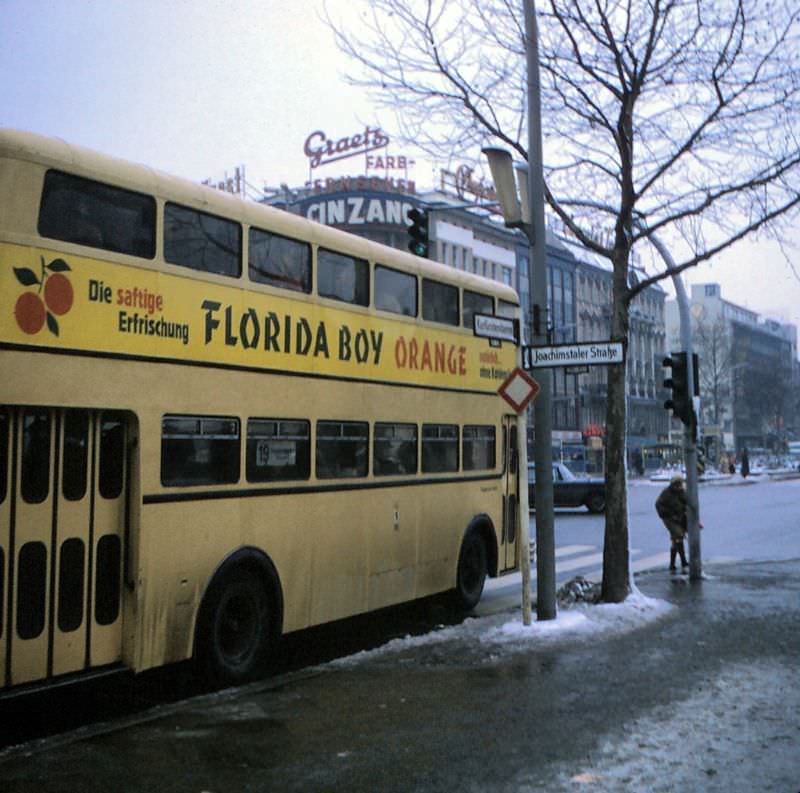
473, 313, 518, 344
522, 341, 625, 370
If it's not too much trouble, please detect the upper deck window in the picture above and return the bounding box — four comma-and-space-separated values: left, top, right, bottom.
318, 249, 369, 306
38, 170, 156, 258
375, 265, 417, 316
164, 203, 241, 278
422, 279, 459, 326
463, 290, 493, 329
249, 228, 311, 293
497, 300, 518, 319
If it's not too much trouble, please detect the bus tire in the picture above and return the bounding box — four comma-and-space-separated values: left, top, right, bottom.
453, 530, 488, 611
195, 565, 275, 686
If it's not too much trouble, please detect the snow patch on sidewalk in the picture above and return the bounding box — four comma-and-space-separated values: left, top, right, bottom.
324, 592, 674, 669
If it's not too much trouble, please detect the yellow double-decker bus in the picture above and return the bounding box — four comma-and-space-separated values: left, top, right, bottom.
0, 129, 524, 690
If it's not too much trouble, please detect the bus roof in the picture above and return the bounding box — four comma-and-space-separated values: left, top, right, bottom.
0, 128, 520, 305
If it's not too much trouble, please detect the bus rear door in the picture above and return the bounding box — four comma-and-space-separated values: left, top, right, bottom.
1, 407, 127, 689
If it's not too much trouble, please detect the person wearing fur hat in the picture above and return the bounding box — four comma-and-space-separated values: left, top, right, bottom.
655, 475, 688, 572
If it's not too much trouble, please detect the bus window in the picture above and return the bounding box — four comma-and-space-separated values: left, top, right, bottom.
316, 420, 368, 479
63, 409, 89, 501
497, 299, 518, 318
57, 537, 85, 633
38, 170, 156, 258
164, 203, 241, 278
247, 419, 310, 482
317, 249, 369, 306
161, 415, 241, 487
17, 541, 47, 640
374, 423, 418, 476
463, 290, 493, 329
249, 228, 311, 294
375, 265, 417, 316
422, 279, 459, 326
99, 412, 125, 499
422, 424, 459, 473
21, 410, 50, 504
463, 425, 496, 471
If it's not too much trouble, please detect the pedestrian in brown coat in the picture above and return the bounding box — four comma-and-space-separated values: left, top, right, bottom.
655, 475, 688, 572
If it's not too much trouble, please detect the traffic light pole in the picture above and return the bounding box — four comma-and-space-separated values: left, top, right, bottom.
648, 235, 702, 581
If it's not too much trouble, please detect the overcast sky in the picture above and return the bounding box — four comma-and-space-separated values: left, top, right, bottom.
2, 0, 799, 341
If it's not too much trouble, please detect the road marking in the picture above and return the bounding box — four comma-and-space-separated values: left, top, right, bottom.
630, 552, 671, 573
554, 545, 595, 558
556, 552, 604, 574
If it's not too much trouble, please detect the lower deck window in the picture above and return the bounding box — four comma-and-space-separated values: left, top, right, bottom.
247, 419, 310, 482
422, 424, 459, 473
463, 425, 496, 471
161, 415, 240, 486
374, 423, 417, 476
316, 420, 368, 479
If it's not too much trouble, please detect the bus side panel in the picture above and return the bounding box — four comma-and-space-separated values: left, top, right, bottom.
366, 488, 418, 611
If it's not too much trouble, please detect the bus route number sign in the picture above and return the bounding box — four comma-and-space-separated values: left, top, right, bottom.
498, 367, 540, 413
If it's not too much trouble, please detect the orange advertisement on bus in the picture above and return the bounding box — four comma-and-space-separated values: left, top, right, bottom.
2, 242, 517, 393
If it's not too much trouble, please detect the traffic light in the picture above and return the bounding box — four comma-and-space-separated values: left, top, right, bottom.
406, 208, 429, 257
663, 352, 692, 425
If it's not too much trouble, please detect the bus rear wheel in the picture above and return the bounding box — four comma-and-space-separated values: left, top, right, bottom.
454, 531, 488, 611
195, 566, 274, 686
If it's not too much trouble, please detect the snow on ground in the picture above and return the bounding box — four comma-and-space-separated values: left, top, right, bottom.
533, 659, 799, 792
323, 591, 674, 670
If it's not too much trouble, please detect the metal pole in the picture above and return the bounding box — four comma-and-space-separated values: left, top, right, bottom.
524, 0, 556, 619
517, 405, 533, 626
646, 235, 702, 580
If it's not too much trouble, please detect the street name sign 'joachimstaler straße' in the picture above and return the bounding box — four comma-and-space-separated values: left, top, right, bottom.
522, 341, 625, 370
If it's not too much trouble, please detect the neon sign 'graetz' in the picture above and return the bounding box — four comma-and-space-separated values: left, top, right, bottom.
304, 127, 390, 169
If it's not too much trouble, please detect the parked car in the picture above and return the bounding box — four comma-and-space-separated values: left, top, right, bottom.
527, 462, 606, 513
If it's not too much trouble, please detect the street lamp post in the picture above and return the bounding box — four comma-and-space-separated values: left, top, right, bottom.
482, 0, 556, 621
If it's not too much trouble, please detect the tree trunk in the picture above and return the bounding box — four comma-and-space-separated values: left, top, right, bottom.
601, 256, 632, 603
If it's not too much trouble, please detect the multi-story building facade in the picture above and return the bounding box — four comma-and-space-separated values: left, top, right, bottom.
665, 283, 799, 455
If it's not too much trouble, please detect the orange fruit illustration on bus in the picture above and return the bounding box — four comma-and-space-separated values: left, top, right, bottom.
13, 257, 73, 336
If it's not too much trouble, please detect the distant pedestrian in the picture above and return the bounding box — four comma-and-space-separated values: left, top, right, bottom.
741, 447, 750, 478
655, 475, 688, 572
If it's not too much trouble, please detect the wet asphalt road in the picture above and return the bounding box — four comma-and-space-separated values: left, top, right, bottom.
2, 559, 798, 792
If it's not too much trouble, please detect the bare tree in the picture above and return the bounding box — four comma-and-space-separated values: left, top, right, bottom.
326, 0, 800, 601
691, 315, 734, 427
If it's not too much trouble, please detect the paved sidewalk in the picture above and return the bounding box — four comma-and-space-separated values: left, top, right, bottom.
2, 560, 799, 792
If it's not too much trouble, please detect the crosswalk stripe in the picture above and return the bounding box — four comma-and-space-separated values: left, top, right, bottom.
555, 552, 604, 574
554, 544, 595, 558
630, 552, 671, 573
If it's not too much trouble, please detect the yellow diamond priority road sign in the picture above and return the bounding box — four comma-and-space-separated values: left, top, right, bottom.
498, 367, 540, 413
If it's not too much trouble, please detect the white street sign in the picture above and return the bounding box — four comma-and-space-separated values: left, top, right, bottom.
522, 341, 625, 369
473, 313, 518, 344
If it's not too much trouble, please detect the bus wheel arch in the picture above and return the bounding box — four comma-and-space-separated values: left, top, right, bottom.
453, 516, 495, 611
194, 547, 283, 686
